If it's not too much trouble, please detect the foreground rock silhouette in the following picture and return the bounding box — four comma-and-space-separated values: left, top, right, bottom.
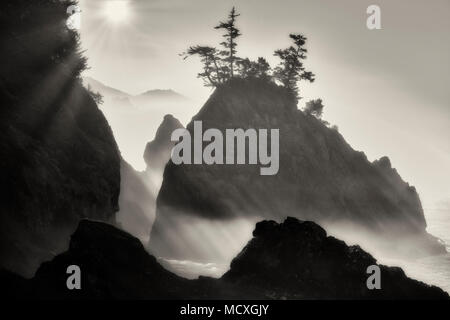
2, 219, 447, 299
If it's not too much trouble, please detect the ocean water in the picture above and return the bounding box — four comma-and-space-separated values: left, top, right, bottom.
381, 252, 450, 294
379, 208, 450, 294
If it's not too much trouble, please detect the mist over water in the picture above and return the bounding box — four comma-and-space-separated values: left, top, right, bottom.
159, 209, 450, 293
399, 206, 450, 293
150, 215, 259, 279
159, 258, 228, 280
152, 198, 450, 289
425, 204, 450, 248
314, 205, 450, 294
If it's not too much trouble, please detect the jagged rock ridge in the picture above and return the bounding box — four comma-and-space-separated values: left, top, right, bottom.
144, 114, 184, 173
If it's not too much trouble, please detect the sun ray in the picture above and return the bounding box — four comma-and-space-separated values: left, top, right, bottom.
103, 0, 132, 25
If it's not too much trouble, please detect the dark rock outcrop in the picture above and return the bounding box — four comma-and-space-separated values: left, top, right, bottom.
3, 219, 447, 299
151, 78, 445, 261
223, 217, 448, 299
27, 220, 190, 299
0, 1, 121, 277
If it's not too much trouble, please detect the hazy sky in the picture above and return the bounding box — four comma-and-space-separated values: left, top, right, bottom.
78, 0, 449, 211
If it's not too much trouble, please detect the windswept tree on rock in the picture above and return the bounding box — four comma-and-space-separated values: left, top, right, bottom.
182, 7, 242, 87
182, 8, 315, 97
182, 46, 225, 87
215, 7, 241, 78
273, 34, 315, 100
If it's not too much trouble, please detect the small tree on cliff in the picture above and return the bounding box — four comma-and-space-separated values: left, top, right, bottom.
304, 99, 324, 118
182, 46, 225, 87
182, 7, 241, 87
273, 34, 315, 99
215, 7, 242, 78
182, 8, 316, 94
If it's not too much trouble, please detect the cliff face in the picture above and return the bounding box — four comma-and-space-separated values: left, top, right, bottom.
151, 78, 444, 261
0, 80, 121, 277
0, 1, 121, 277
3, 219, 447, 299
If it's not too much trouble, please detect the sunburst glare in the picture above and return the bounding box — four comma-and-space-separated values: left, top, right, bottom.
103, 0, 132, 25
